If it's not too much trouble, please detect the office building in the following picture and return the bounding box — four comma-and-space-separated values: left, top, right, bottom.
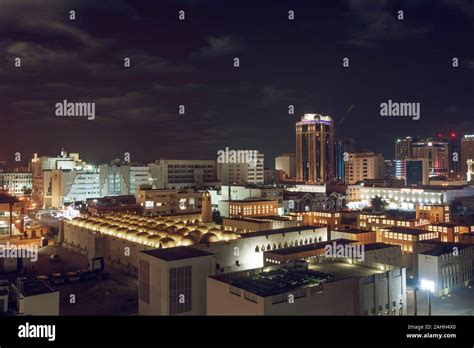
405, 158, 429, 186
275, 153, 296, 179
426, 223, 470, 243
218, 152, 264, 185
0, 172, 32, 196
296, 113, 334, 183
380, 226, 439, 254
411, 139, 449, 177
31, 150, 85, 207
227, 199, 278, 218
395, 137, 414, 160
99, 162, 152, 197
344, 152, 385, 185
418, 242, 474, 296
416, 204, 450, 223
149, 159, 218, 190
334, 138, 356, 181
437, 132, 461, 176
135, 186, 203, 216
51, 168, 100, 208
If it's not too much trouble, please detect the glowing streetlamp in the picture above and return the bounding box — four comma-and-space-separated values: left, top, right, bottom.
420, 279, 435, 316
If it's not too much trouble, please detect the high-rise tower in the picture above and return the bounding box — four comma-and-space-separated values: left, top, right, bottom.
296, 113, 334, 183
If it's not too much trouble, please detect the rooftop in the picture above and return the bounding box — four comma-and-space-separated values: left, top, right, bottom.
387, 226, 433, 235
239, 225, 322, 239
333, 228, 373, 234
211, 263, 335, 297
21, 280, 56, 297
363, 243, 400, 251
420, 243, 473, 257
225, 199, 278, 203
429, 223, 470, 228
309, 262, 385, 279
141, 246, 214, 261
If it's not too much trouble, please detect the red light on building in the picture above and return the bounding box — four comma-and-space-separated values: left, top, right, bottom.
450, 132, 457, 139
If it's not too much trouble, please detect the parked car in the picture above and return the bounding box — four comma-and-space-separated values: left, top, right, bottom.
77, 269, 94, 281
65, 271, 80, 283
49, 273, 65, 285
48, 254, 61, 263
35, 275, 49, 281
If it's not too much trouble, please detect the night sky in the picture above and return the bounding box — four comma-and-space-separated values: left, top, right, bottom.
1, 0, 473, 167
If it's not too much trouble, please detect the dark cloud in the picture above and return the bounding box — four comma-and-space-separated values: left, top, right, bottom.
192, 35, 243, 58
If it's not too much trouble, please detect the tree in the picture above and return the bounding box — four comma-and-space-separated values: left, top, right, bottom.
370, 195, 387, 212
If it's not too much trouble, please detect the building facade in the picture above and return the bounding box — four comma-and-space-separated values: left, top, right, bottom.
296, 114, 335, 183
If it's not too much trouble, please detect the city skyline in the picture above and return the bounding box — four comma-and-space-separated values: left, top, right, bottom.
0, 0, 473, 165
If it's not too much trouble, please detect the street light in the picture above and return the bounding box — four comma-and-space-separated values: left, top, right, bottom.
420, 279, 435, 316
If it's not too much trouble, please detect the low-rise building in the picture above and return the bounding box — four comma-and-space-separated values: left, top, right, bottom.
418, 242, 474, 296
207, 261, 406, 316
227, 199, 278, 219
135, 186, 203, 216
0, 172, 32, 196
426, 223, 471, 243
380, 226, 439, 254
331, 228, 376, 244
13, 280, 60, 316
138, 247, 215, 315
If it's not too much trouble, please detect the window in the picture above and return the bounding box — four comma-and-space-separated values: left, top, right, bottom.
139, 259, 150, 304
244, 291, 258, 303
229, 285, 241, 297
169, 266, 192, 315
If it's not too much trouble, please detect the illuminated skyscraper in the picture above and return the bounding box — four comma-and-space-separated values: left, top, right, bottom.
296, 113, 334, 183
411, 139, 449, 177
395, 137, 414, 160
334, 138, 356, 181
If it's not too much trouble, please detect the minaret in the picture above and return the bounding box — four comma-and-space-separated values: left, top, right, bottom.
201, 191, 213, 223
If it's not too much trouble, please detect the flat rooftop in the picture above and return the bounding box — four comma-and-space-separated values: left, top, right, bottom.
309, 262, 385, 279
22, 280, 56, 297
363, 243, 400, 251
266, 239, 355, 256
223, 216, 291, 223
429, 223, 471, 228
333, 228, 373, 234
421, 243, 473, 257
387, 226, 432, 235
224, 199, 277, 203
142, 246, 214, 261
211, 264, 335, 297
239, 225, 322, 239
